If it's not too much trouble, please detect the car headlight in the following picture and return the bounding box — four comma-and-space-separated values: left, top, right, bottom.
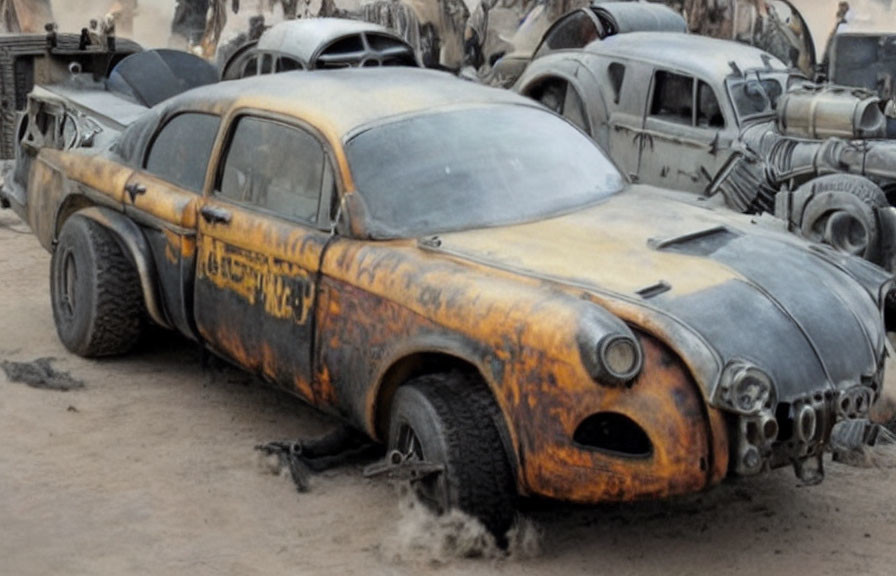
713, 360, 776, 415
581, 333, 644, 387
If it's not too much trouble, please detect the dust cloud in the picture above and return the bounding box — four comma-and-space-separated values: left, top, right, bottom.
53, 0, 175, 47
380, 488, 542, 565
790, 0, 896, 55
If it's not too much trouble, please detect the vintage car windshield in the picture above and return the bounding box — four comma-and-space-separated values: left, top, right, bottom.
345, 106, 624, 238
726, 71, 792, 123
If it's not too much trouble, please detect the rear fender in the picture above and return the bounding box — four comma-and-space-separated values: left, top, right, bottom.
67, 206, 171, 330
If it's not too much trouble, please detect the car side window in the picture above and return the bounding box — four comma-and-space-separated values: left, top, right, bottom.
276, 56, 302, 72
650, 70, 694, 126
242, 55, 259, 77
532, 79, 591, 135
535, 12, 599, 58
145, 113, 220, 192
217, 116, 329, 224
607, 62, 625, 104
697, 81, 725, 128
260, 53, 273, 74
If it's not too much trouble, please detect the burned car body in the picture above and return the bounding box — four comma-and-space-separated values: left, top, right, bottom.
220, 17, 419, 80
1, 45, 218, 213
0, 27, 141, 161
517, 32, 896, 270
1, 68, 890, 538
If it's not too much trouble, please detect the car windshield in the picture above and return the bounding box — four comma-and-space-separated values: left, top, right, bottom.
726, 71, 792, 122
345, 106, 624, 238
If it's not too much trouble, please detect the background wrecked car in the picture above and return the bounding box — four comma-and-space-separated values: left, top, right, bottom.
220, 17, 419, 80
517, 32, 896, 271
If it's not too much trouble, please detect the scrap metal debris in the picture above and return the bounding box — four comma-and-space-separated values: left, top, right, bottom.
0, 357, 84, 391
831, 419, 896, 468
255, 425, 381, 493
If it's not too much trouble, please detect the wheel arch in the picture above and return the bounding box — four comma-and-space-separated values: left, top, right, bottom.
369, 345, 521, 480
58, 206, 171, 330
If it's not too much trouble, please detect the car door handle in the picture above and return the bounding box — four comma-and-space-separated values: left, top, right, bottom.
124, 182, 146, 202
200, 205, 232, 225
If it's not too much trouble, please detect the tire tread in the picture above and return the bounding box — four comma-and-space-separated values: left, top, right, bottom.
400, 372, 516, 540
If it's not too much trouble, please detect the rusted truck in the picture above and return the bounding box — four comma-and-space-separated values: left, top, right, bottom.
2, 67, 890, 540
517, 32, 896, 271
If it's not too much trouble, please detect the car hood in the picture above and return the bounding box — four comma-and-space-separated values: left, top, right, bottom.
428, 187, 889, 402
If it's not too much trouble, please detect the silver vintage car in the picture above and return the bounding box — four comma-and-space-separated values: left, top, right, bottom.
516, 32, 896, 271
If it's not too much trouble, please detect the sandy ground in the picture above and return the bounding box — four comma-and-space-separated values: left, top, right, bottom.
2, 207, 896, 575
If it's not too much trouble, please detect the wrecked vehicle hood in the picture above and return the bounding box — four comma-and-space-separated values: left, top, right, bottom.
428, 186, 889, 403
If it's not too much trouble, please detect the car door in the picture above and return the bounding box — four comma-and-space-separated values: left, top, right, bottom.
194, 113, 336, 405
604, 59, 648, 181
637, 69, 733, 193
123, 111, 221, 338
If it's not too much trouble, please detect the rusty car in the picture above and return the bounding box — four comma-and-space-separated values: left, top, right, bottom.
516, 31, 896, 271
1, 67, 891, 540
220, 17, 419, 81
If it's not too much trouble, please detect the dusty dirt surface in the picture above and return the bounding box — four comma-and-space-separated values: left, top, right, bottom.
2, 207, 896, 575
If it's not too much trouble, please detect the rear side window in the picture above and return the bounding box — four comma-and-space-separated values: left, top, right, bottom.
276, 57, 302, 72
607, 62, 625, 104
217, 117, 330, 224
242, 55, 259, 77
145, 113, 220, 192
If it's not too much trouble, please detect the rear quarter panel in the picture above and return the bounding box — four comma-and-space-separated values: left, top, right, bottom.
25, 149, 130, 249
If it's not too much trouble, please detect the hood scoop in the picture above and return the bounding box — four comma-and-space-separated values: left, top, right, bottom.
648, 225, 740, 257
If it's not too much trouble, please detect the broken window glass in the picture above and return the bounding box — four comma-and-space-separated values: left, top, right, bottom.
697, 81, 724, 128
145, 113, 220, 192
608, 62, 625, 104
650, 70, 694, 125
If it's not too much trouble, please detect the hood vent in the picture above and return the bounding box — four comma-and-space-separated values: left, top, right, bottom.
649, 226, 740, 257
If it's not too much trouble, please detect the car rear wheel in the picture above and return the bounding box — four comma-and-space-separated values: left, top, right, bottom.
50, 215, 144, 357
796, 174, 888, 264
388, 372, 516, 543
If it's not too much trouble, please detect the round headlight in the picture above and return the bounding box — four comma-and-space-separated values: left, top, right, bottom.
597, 334, 643, 385
729, 364, 774, 415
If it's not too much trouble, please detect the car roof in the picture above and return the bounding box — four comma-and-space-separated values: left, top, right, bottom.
166, 67, 535, 139
589, 2, 687, 34
255, 17, 403, 62
584, 32, 789, 79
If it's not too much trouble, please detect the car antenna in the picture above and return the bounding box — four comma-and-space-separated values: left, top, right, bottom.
728, 61, 742, 76
760, 54, 772, 69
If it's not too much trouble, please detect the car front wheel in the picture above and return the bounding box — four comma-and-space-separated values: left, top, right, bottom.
50, 215, 144, 357
388, 372, 516, 542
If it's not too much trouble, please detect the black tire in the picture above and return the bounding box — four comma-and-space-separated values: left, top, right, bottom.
50, 215, 144, 357
796, 174, 888, 263
388, 373, 516, 542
